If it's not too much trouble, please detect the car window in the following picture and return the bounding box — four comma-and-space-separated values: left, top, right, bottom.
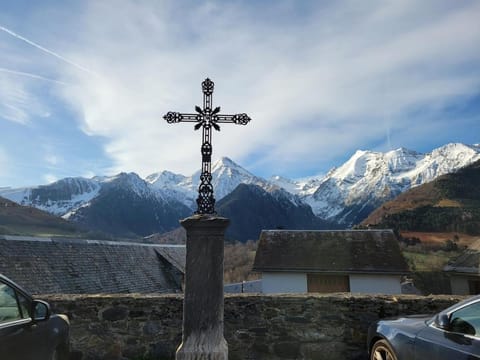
450, 301, 480, 337
0, 283, 21, 324
17, 291, 30, 319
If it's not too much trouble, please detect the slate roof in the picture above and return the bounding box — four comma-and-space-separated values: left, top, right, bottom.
444, 239, 480, 275
0, 235, 185, 295
252, 229, 409, 274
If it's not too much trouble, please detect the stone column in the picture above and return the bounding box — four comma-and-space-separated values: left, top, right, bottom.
176, 215, 229, 360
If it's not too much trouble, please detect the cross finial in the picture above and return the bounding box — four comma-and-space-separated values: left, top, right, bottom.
164, 79, 251, 215
202, 78, 214, 95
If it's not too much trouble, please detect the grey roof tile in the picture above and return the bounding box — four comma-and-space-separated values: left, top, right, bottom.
0, 236, 185, 294
252, 229, 409, 274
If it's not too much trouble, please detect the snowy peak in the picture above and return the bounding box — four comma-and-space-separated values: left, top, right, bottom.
212, 156, 245, 172
305, 142, 480, 224
429, 143, 480, 166
384, 148, 421, 174
144, 157, 272, 210
269, 175, 298, 194
197, 157, 269, 200
211, 156, 258, 183
333, 149, 373, 181
50, 177, 101, 194
327, 143, 480, 185
332, 147, 422, 181
269, 175, 322, 196
0, 177, 101, 216
145, 170, 187, 187
104, 172, 153, 198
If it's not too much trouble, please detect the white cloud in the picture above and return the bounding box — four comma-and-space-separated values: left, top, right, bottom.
0, 72, 50, 125
6, 0, 480, 178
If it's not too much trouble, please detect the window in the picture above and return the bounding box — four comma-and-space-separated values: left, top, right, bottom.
0, 283, 22, 324
17, 292, 30, 319
450, 301, 480, 337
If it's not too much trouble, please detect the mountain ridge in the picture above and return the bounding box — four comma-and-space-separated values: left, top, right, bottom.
216, 183, 337, 242
302, 143, 480, 225
1, 142, 479, 238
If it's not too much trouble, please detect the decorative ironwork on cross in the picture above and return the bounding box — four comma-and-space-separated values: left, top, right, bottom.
164, 78, 251, 215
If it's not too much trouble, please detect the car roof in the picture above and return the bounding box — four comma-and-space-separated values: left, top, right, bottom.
441, 295, 480, 316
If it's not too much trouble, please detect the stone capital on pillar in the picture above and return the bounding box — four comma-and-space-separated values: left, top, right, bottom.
180, 214, 230, 234
176, 215, 230, 360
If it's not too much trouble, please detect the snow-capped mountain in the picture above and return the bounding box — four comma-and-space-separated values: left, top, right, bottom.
303, 143, 480, 225
269, 175, 323, 196
66, 172, 191, 236
1, 143, 479, 235
0, 177, 102, 216
147, 157, 272, 209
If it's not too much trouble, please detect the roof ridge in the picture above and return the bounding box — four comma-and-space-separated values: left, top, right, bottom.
0, 235, 185, 248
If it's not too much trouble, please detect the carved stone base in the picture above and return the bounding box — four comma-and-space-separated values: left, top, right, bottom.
176, 329, 228, 360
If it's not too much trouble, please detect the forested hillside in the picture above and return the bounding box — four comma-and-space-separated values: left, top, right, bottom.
362, 160, 480, 235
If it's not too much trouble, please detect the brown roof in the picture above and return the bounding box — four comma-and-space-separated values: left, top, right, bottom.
252, 229, 409, 274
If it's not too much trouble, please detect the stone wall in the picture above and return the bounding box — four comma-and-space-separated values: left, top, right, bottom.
43, 293, 464, 360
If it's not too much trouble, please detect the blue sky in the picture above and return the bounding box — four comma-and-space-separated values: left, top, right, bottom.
1, 0, 479, 187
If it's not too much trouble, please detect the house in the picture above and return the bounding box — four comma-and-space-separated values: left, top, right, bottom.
444, 239, 480, 295
0, 235, 185, 294
252, 229, 409, 294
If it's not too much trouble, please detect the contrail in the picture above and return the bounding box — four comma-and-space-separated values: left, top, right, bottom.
0, 25, 97, 76
0, 68, 67, 85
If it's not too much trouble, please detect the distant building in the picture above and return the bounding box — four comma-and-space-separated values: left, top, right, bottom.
0, 235, 185, 294
252, 229, 409, 294
444, 240, 480, 295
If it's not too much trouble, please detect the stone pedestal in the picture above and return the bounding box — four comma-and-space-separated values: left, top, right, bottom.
176, 215, 229, 360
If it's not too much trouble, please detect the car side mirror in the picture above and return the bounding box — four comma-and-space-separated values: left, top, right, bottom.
435, 313, 450, 330
32, 300, 51, 322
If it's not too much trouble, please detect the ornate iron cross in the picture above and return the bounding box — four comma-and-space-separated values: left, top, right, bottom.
164, 78, 251, 215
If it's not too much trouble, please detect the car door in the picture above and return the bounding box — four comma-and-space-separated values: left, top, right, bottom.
414, 301, 480, 359
0, 280, 33, 359
0, 280, 50, 360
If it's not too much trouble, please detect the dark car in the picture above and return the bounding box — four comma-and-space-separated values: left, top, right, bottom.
0, 274, 70, 360
368, 295, 480, 360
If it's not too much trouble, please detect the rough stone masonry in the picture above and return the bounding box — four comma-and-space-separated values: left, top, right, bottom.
45, 293, 464, 360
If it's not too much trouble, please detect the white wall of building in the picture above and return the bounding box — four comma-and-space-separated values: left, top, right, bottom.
262, 272, 307, 293
261, 272, 403, 294
450, 277, 470, 295
349, 274, 401, 294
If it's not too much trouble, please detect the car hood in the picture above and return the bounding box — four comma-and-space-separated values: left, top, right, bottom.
377, 314, 432, 334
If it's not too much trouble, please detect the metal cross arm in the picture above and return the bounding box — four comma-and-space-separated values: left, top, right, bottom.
163, 78, 251, 215
163, 112, 198, 123
163, 112, 251, 126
